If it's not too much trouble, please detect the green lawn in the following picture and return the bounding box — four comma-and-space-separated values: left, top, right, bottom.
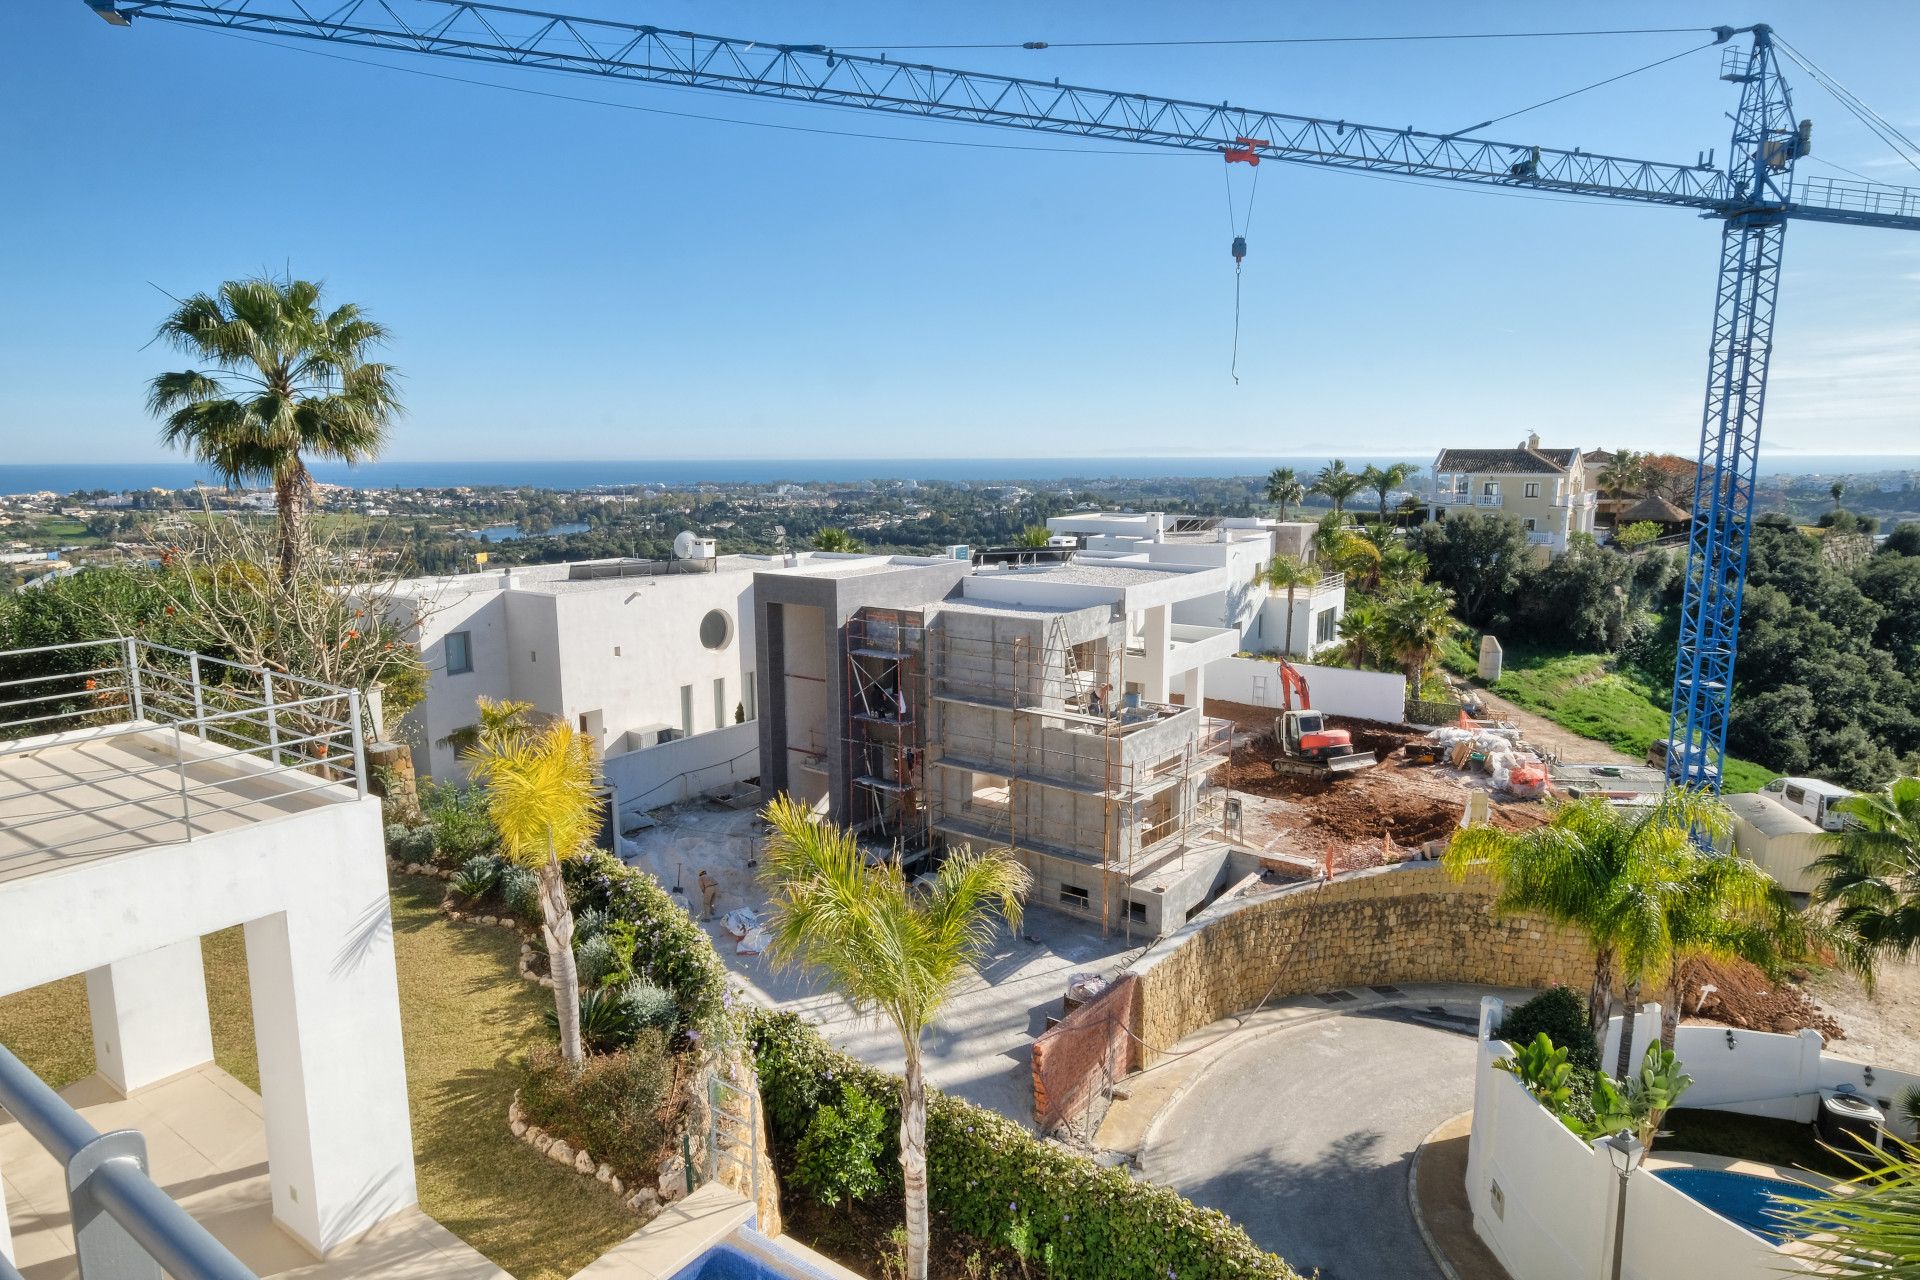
1448, 638, 1777, 793
0, 876, 636, 1280
1661, 1108, 1857, 1179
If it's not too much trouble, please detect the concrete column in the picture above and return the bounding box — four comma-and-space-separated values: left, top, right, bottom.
1142, 606, 1170, 703
1, 1151, 13, 1265
243, 864, 416, 1255
1180, 665, 1205, 711
84, 938, 214, 1096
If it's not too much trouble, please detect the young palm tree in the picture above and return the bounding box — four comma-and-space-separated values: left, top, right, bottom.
1336, 599, 1390, 668
1812, 776, 1920, 987
812, 527, 860, 552
1264, 553, 1316, 654
467, 699, 603, 1065
1311, 459, 1364, 516
760, 796, 1029, 1280
1444, 791, 1734, 1053
149, 277, 400, 582
1379, 582, 1460, 691
1013, 524, 1053, 548
1360, 462, 1418, 521
1648, 852, 1806, 1051
1264, 467, 1306, 520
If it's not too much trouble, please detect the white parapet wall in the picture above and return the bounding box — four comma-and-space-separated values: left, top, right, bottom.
0, 792, 415, 1257
605, 720, 760, 821
1202, 655, 1407, 723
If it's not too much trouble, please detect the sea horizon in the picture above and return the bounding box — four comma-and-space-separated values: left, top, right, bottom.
3, 454, 1917, 495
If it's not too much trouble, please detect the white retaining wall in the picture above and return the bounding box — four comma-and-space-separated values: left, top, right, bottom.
605, 720, 760, 821
1203, 656, 1407, 723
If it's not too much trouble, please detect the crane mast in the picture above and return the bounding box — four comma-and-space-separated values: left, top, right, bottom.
85, 2, 1920, 791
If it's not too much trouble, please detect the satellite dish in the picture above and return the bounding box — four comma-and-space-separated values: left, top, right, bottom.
672, 531, 716, 560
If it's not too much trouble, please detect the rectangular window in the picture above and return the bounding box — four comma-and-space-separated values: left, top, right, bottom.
1059, 883, 1091, 911
1454, 476, 1469, 494
1524, 518, 1538, 532
1315, 610, 1337, 645
714, 677, 728, 729
680, 684, 694, 737
1524, 482, 1541, 498
743, 671, 757, 721
1127, 900, 1148, 925
1482, 481, 1498, 497
444, 630, 473, 675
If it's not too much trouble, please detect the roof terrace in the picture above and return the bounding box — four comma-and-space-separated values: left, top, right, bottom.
0, 638, 368, 884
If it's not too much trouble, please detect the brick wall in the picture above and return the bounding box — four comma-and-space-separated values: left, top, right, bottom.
1127, 864, 1596, 1066
1030, 974, 1136, 1133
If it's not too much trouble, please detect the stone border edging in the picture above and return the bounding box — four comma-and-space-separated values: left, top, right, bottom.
387, 856, 553, 987
508, 1088, 676, 1218
1408, 1112, 1470, 1280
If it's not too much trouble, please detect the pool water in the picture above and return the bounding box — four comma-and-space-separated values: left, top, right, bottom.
1651, 1167, 1830, 1244
673, 1236, 841, 1280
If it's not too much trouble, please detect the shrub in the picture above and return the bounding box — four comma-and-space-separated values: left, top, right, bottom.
419, 778, 497, 863
520, 1034, 674, 1182
575, 933, 618, 989
573, 906, 608, 943
1499, 987, 1601, 1072
499, 865, 541, 923
792, 1081, 891, 1209
618, 981, 678, 1036
563, 852, 730, 1037
747, 1011, 1299, 1280
450, 854, 504, 901
550, 987, 641, 1052
384, 822, 437, 863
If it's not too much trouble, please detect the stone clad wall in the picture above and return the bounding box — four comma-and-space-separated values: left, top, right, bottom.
1127, 864, 1596, 1065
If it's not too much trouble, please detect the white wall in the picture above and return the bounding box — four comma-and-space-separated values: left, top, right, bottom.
606, 720, 760, 820
1252, 587, 1346, 658
0, 781, 414, 1256
1203, 656, 1406, 722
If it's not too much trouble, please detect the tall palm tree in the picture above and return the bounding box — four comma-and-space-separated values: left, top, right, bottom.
1264, 467, 1306, 520
467, 698, 602, 1066
149, 277, 399, 582
1264, 553, 1316, 654
812, 527, 860, 552
1598, 450, 1646, 501
1648, 852, 1806, 1051
1830, 479, 1847, 510
1379, 582, 1460, 691
1360, 462, 1419, 521
1444, 791, 1734, 1053
760, 796, 1029, 1280
1812, 776, 1920, 987
1311, 459, 1364, 516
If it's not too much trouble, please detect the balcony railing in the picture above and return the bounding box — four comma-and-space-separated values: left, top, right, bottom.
0, 637, 368, 853
1476, 494, 1503, 508
0, 1041, 257, 1280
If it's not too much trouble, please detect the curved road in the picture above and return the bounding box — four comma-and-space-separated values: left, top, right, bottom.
1140, 1010, 1477, 1280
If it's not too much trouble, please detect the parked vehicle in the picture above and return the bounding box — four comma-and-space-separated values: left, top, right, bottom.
1760, 776, 1854, 831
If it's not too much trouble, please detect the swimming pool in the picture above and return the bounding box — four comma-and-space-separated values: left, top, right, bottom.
672, 1230, 847, 1280
1651, 1167, 1831, 1244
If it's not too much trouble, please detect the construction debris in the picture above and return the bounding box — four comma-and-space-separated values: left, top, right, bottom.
1682, 955, 1845, 1044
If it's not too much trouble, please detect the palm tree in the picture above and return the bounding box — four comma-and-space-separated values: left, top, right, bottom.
1830, 479, 1847, 510
1336, 599, 1389, 668
1264, 553, 1316, 654
1013, 525, 1053, 548
467, 698, 602, 1066
1780, 1135, 1920, 1276
1378, 582, 1460, 691
1598, 450, 1646, 501
1444, 791, 1734, 1054
1812, 776, 1920, 987
760, 796, 1029, 1280
812, 527, 860, 552
1264, 467, 1306, 520
149, 277, 399, 583
1360, 462, 1418, 521
1311, 460, 1364, 516
1648, 852, 1806, 1051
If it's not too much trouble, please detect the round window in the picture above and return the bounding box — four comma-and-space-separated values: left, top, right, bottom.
699, 609, 733, 650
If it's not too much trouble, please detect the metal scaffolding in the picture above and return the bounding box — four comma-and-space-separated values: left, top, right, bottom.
844, 608, 929, 852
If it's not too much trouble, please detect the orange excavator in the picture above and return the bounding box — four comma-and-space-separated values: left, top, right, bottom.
1271, 661, 1377, 779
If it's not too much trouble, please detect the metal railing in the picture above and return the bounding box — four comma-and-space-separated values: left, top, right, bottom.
0, 1042, 256, 1280
0, 638, 367, 853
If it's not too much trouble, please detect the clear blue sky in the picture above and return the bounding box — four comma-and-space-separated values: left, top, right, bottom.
4, 1, 1917, 463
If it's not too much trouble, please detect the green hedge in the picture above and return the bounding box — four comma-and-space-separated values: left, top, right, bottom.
748, 1011, 1300, 1280
564, 852, 730, 1037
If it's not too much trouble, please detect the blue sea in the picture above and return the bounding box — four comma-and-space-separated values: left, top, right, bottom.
3, 455, 1915, 495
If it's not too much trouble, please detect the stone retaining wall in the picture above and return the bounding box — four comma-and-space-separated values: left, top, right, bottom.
1128, 863, 1596, 1065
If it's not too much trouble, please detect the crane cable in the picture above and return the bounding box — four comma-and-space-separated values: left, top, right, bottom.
1224, 153, 1262, 384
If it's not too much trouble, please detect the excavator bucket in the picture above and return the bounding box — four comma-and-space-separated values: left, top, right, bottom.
1324, 750, 1377, 775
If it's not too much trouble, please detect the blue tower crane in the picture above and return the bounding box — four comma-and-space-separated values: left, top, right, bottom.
85, 2, 1920, 789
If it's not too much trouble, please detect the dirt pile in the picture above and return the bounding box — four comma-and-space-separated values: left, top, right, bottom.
1682, 955, 1844, 1044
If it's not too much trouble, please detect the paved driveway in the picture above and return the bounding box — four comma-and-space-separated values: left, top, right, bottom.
1139, 1009, 1478, 1280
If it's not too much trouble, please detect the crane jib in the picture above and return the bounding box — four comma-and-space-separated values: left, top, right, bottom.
88, 1, 1920, 790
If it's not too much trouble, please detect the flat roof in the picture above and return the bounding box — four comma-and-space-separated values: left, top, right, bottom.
391, 551, 896, 596
1727, 792, 1822, 837
930, 598, 1095, 619
980, 562, 1191, 587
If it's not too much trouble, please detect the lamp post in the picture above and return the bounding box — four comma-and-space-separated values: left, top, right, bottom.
1603, 1129, 1644, 1280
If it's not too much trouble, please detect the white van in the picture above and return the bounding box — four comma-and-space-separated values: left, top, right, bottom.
1761, 777, 1854, 831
